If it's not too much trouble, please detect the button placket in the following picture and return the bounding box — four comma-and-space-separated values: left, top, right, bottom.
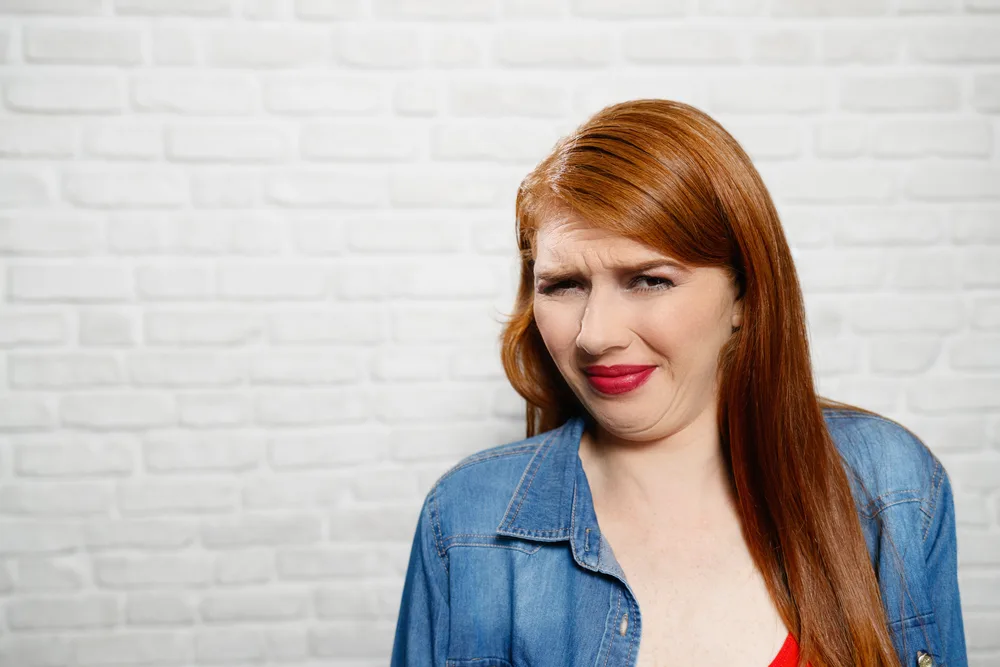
916, 651, 934, 667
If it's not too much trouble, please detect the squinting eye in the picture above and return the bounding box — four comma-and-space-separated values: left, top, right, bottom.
632, 276, 675, 291
538, 280, 578, 295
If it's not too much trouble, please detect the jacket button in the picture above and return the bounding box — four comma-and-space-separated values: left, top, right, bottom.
619, 612, 628, 636
917, 651, 934, 667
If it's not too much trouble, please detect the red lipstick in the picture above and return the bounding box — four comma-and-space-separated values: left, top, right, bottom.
583, 365, 656, 395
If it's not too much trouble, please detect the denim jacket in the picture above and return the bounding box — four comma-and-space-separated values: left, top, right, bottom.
390, 408, 967, 667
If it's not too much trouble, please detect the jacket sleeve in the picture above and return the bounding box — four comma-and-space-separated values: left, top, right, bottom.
924, 464, 968, 667
390, 487, 450, 666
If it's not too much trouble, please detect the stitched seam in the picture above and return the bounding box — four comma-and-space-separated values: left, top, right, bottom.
923, 457, 943, 542
443, 543, 541, 554
861, 497, 921, 519
430, 484, 449, 577
505, 430, 559, 526
602, 590, 621, 667
436, 444, 541, 486
497, 430, 559, 532
624, 597, 636, 665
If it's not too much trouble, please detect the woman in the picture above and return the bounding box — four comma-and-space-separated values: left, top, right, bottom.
390, 99, 966, 667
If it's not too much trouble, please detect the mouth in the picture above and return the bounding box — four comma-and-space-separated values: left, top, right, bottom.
583, 365, 656, 395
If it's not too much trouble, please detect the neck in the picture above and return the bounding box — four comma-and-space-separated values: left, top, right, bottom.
578, 408, 737, 529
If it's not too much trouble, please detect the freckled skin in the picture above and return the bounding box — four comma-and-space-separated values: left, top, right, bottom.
531, 214, 789, 667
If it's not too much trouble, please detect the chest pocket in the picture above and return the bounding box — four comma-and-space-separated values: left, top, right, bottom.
446, 660, 513, 667
890, 611, 944, 667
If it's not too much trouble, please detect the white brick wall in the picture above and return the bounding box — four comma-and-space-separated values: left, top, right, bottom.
0, 0, 997, 665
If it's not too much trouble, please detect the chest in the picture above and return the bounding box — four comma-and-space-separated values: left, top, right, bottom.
600, 525, 790, 667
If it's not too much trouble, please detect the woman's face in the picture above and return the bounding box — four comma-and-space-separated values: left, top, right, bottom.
531, 213, 743, 441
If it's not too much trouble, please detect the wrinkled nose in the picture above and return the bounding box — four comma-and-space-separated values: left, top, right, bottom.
575, 290, 631, 357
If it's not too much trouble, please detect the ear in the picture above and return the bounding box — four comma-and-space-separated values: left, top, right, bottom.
730, 296, 743, 330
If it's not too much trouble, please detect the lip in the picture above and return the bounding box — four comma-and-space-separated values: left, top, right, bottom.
583, 365, 656, 395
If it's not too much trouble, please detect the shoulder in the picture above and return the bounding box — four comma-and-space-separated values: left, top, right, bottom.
822, 407, 945, 522
420, 426, 558, 536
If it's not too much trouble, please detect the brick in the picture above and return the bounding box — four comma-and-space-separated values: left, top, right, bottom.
4, 75, 122, 113
814, 119, 866, 158
84, 519, 197, 550
178, 393, 251, 428
0, 0, 101, 12
0, 313, 67, 346
371, 346, 449, 381
952, 209, 1000, 244
0, 120, 75, 158
761, 164, 895, 203
214, 550, 272, 585
822, 28, 901, 63
869, 337, 942, 373
16, 557, 85, 590
296, 0, 363, 19
0, 521, 80, 554
372, 385, 493, 423
624, 28, 741, 64
301, 122, 419, 161
0, 214, 103, 255
9, 265, 131, 302
906, 165, 1000, 200
265, 170, 383, 207
310, 620, 396, 657
200, 591, 308, 622
751, 29, 816, 64
910, 378, 1000, 412
267, 307, 386, 344
277, 546, 401, 579
0, 483, 113, 515
268, 429, 385, 468
793, 249, 886, 291
0, 398, 53, 431
144, 434, 263, 472
191, 171, 263, 207
131, 353, 244, 390
136, 264, 214, 300
119, 481, 237, 514
126, 593, 195, 625
394, 79, 439, 116
392, 305, 499, 342
95, 555, 213, 588
772, 0, 888, 14
10, 353, 122, 389
888, 250, 959, 291
449, 80, 568, 117
64, 169, 187, 208
196, 629, 266, 662
167, 123, 289, 162
496, 28, 612, 67
255, 389, 367, 425
206, 28, 330, 67
151, 26, 198, 65
0, 172, 50, 206
79, 310, 136, 346
217, 263, 329, 299
60, 393, 175, 429
242, 475, 347, 508
132, 75, 257, 115
202, 515, 322, 548
909, 27, 1000, 62
250, 351, 360, 384
116, 0, 231, 13
343, 216, 464, 252
372, 0, 496, 19
708, 74, 826, 112
873, 119, 991, 157
573, 0, 685, 16
9, 596, 117, 629
973, 72, 1000, 112
263, 74, 381, 114
389, 165, 507, 207
429, 30, 483, 66
145, 311, 264, 346
963, 249, 1000, 287
24, 26, 143, 65
72, 633, 192, 665
851, 297, 964, 333
83, 122, 162, 159
337, 27, 422, 68
841, 75, 960, 112
832, 208, 942, 245
316, 581, 404, 618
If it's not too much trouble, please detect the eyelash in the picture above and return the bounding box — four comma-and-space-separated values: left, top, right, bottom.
538, 275, 675, 295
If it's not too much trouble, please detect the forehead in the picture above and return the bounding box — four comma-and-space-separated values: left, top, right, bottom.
533, 216, 666, 268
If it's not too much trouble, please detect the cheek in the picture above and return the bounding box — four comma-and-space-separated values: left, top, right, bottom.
533, 302, 579, 355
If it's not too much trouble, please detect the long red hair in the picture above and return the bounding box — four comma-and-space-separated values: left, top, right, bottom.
499, 99, 901, 667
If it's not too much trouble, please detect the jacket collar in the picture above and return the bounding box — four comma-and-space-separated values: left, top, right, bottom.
495, 414, 627, 580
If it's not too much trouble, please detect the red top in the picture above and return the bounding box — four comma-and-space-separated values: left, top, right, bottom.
769, 632, 807, 667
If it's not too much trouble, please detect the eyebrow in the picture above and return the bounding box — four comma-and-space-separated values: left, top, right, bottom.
533, 259, 687, 284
